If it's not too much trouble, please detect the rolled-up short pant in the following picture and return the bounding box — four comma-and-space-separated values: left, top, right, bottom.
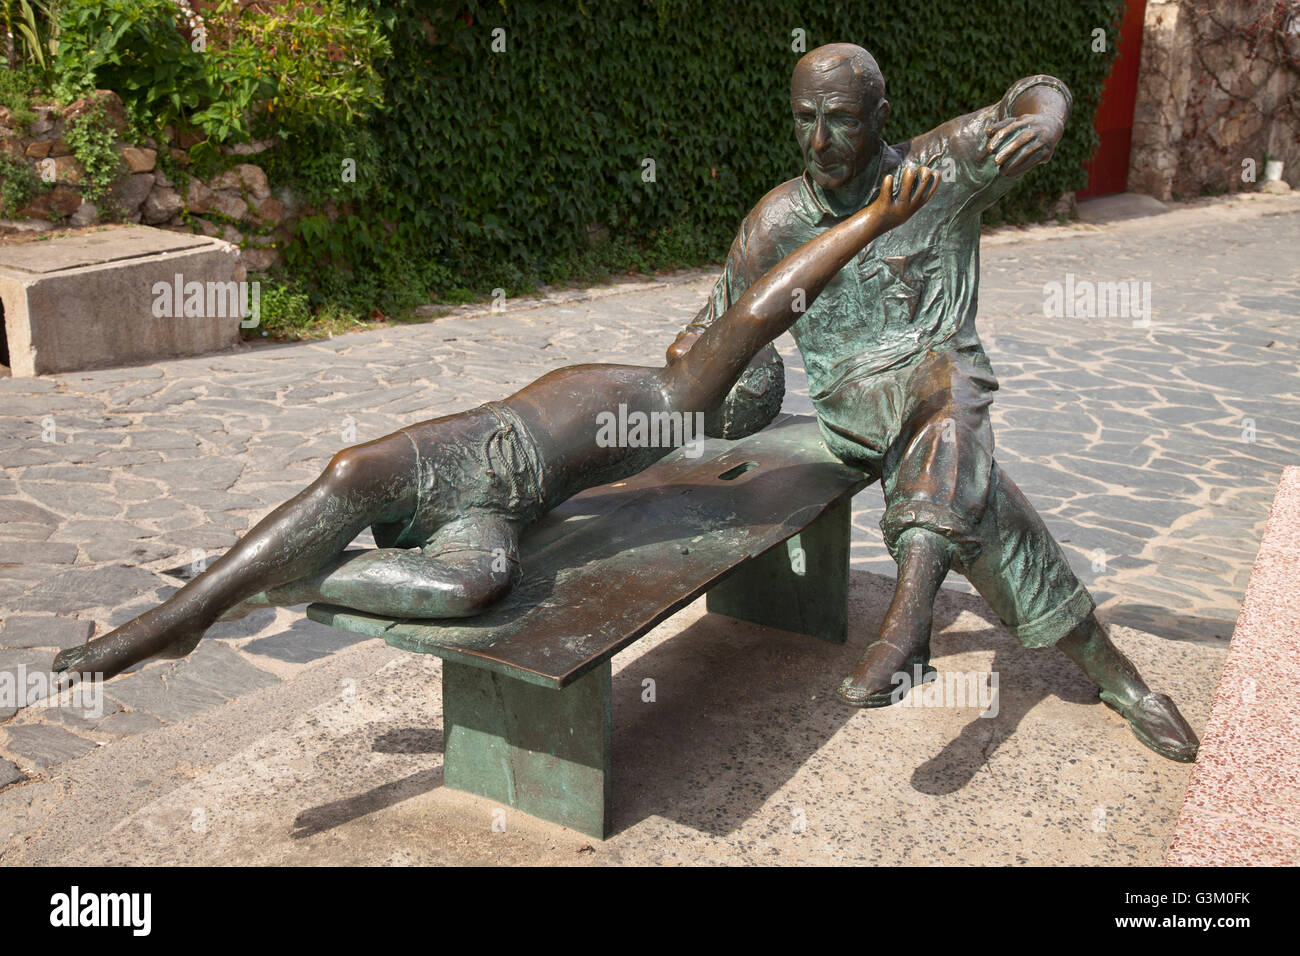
371, 401, 548, 553
814, 347, 1094, 648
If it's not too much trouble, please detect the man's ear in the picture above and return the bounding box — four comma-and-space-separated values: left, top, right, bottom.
874, 98, 891, 134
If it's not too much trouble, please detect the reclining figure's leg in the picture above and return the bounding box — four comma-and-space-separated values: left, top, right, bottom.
54, 434, 421, 679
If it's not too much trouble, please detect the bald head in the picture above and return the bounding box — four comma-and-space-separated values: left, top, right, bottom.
790, 43, 891, 192
791, 43, 886, 110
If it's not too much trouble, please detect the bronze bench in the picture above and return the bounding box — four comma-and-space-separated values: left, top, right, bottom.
306, 414, 868, 837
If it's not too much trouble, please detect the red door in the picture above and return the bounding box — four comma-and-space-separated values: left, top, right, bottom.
1078, 0, 1147, 198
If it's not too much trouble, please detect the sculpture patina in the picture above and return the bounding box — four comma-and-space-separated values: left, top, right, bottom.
52, 166, 939, 681
666, 43, 1198, 761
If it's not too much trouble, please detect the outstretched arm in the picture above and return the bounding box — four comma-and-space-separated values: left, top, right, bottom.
666, 166, 939, 413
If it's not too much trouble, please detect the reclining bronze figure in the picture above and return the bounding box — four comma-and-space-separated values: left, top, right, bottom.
54, 167, 938, 681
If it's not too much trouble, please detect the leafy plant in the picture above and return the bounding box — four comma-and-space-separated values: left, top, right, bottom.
52, 0, 389, 146
0, 150, 44, 216
255, 274, 313, 335
0, 63, 38, 126
197, 0, 390, 140
2, 0, 61, 89
63, 100, 120, 207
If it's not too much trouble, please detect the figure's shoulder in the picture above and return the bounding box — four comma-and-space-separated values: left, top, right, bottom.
745, 177, 807, 226
738, 176, 814, 248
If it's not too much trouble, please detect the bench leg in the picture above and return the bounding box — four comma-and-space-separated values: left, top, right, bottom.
706, 497, 851, 644
442, 660, 612, 839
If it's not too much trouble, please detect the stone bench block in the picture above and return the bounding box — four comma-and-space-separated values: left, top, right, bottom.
0, 225, 244, 376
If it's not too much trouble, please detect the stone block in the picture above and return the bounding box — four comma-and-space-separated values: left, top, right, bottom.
17, 185, 82, 221
212, 164, 270, 200
50, 155, 82, 184
0, 225, 243, 376
69, 202, 99, 227
141, 186, 184, 225
61, 90, 127, 135
112, 172, 156, 219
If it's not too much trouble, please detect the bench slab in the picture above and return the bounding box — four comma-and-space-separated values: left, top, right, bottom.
307, 415, 868, 688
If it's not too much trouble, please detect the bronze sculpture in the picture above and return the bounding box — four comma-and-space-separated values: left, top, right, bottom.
53, 167, 940, 682
54, 43, 1200, 766
665, 44, 1198, 762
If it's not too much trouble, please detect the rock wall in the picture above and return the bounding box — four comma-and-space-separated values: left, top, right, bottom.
0, 90, 290, 271
1130, 0, 1300, 199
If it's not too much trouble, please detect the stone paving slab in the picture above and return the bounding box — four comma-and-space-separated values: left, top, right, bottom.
0, 191, 1296, 781
0, 621, 94, 650
0, 758, 22, 789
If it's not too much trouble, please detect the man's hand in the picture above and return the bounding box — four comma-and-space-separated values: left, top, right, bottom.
985, 113, 1063, 178
870, 165, 940, 230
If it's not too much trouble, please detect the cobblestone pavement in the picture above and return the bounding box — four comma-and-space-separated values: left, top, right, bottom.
1, 193, 1297, 781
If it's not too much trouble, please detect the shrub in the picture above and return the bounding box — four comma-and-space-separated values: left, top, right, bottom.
52, 0, 389, 145
0, 64, 39, 127
62, 100, 119, 207
0, 151, 44, 216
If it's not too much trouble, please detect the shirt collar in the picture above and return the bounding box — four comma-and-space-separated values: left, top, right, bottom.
796, 142, 903, 226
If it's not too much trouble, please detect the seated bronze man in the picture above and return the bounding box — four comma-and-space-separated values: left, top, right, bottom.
53, 168, 939, 683
667, 43, 1199, 762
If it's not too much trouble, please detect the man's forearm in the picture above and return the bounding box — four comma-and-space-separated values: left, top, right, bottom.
986, 76, 1072, 177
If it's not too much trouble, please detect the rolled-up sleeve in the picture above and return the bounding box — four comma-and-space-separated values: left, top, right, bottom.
998, 74, 1073, 123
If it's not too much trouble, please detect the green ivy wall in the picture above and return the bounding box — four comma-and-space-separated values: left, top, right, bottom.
287, 0, 1124, 303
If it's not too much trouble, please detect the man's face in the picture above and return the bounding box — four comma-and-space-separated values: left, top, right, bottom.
791, 62, 884, 190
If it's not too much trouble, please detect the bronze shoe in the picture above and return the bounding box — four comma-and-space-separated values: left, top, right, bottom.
1099, 689, 1200, 763
836, 640, 936, 708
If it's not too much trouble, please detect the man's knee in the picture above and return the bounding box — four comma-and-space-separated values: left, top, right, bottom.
881, 501, 980, 568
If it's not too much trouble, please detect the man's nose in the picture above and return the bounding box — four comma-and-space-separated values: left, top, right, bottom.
811, 115, 831, 152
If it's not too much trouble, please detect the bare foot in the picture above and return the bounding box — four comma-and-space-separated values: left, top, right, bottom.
53, 616, 206, 681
